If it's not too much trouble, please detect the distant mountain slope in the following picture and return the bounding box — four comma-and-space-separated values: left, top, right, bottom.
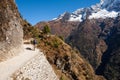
67, 16, 120, 80
66, 19, 108, 70
96, 16, 120, 80
36, 0, 120, 39
35, 20, 79, 39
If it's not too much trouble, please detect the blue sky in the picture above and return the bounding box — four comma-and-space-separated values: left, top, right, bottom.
15, 0, 100, 25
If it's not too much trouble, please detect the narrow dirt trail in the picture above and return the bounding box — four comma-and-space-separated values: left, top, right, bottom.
0, 44, 39, 80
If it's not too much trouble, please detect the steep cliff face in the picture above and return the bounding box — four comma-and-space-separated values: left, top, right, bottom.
96, 16, 120, 80
0, 0, 23, 61
66, 19, 108, 70
66, 16, 120, 80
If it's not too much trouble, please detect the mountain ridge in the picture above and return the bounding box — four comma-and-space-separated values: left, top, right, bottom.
53, 0, 120, 22
35, 1, 120, 80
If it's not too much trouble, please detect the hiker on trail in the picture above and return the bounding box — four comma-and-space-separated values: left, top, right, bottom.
33, 39, 37, 51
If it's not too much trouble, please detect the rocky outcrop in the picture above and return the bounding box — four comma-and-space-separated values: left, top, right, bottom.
0, 0, 23, 61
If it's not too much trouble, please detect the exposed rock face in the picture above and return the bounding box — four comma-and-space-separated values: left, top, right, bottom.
66, 18, 116, 70
66, 19, 107, 70
67, 17, 120, 80
96, 16, 120, 80
57, 12, 71, 21
0, 0, 23, 61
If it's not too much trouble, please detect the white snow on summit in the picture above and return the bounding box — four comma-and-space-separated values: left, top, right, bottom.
100, 0, 104, 4
101, 0, 120, 11
69, 14, 82, 22
54, 0, 120, 22
89, 9, 118, 19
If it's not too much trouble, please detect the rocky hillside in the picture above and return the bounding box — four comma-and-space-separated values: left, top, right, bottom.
67, 16, 120, 80
0, 1, 58, 80
96, 16, 120, 80
22, 20, 40, 40
66, 18, 116, 70
35, 1, 120, 80
33, 31, 105, 80
66, 19, 107, 70
22, 24, 105, 80
35, 20, 79, 39
0, 0, 23, 61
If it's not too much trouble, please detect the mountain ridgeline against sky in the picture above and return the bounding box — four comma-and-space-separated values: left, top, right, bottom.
36, 0, 120, 39
53, 0, 120, 22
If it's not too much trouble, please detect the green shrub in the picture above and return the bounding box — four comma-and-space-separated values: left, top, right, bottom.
31, 27, 40, 38
42, 25, 51, 34
59, 36, 64, 41
45, 41, 51, 46
53, 41, 59, 48
52, 39, 60, 48
25, 78, 30, 80
60, 76, 64, 80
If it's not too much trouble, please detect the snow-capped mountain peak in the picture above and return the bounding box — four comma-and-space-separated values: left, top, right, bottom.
100, 0, 104, 4
89, 9, 118, 19
55, 12, 71, 21
89, 0, 120, 19
54, 0, 120, 22
101, 0, 120, 11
